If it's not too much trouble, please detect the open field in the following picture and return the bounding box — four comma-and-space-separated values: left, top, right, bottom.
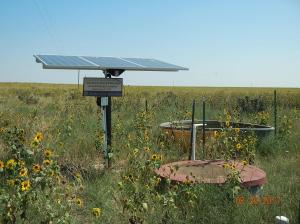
0, 83, 299, 223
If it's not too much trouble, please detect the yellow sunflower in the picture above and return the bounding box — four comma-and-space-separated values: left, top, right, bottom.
44, 149, 52, 158
236, 143, 242, 150
19, 168, 28, 177
213, 131, 220, 139
223, 163, 230, 169
0, 160, 4, 169
34, 132, 43, 142
242, 160, 248, 166
234, 128, 240, 133
75, 198, 83, 207
21, 180, 30, 191
43, 159, 51, 166
144, 146, 150, 152
74, 172, 81, 179
225, 121, 230, 127
151, 154, 159, 161
32, 164, 41, 173
92, 207, 101, 217
0, 127, 5, 134
6, 159, 16, 170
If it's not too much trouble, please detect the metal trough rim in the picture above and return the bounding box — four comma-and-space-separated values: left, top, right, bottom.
160, 120, 275, 131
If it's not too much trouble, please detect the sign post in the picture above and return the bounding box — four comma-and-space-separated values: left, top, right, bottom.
84, 76, 123, 167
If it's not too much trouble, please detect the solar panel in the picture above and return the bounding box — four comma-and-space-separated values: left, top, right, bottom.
35, 55, 99, 69
124, 58, 185, 71
84, 56, 143, 70
34, 55, 188, 71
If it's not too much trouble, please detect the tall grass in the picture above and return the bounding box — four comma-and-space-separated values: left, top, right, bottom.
0, 83, 299, 223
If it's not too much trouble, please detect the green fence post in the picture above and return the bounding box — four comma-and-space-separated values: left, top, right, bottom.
202, 100, 206, 159
274, 90, 277, 136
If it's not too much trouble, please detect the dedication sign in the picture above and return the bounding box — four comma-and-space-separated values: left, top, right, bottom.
83, 77, 123, 97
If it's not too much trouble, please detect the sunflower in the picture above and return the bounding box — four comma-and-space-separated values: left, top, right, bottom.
144, 146, 150, 152
92, 207, 101, 217
156, 177, 161, 184
184, 178, 192, 185
0, 127, 5, 134
74, 172, 81, 179
75, 198, 83, 207
242, 160, 248, 166
6, 159, 16, 170
21, 180, 30, 191
234, 128, 240, 133
79, 185, 84, 192
128, 174, 133, 180
230, 163, 237, 169
0, 160, 4, 169
19, 168, 28, 177
43, 159, 51, 166
44, 149, 52, 158
34, 132, 43, 142
32, 164, 41, 173
226, 114, 231, 121
223, 163, 230, 169
225, 121, 230, 127
236, 143, 242, 150
151, 154, 159, 161
213, 131, 220, 138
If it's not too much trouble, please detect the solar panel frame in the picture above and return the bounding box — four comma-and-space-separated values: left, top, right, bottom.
34, 55, 188, 71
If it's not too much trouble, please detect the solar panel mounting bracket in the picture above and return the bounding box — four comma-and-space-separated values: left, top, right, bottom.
103, 69, 125, 77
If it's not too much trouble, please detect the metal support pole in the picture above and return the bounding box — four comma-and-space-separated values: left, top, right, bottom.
274, 90, 277, 136
98, 97, 109, 167
189, 100, 195, 160
202, 100, 206, 159
105, 73, 112, 168
145, 99, 148, 112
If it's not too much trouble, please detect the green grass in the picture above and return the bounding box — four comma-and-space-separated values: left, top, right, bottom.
0, 82, 299, 223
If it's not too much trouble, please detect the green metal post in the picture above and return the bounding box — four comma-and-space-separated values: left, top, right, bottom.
274, 90, 277, 136
202, 100, 206, 159
145, 99, 148, 112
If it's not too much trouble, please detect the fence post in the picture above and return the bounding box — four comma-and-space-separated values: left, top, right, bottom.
189, 100, 195, 160
202, 100, 206, 159
145, 99, 148, 112
274, 90, 277, 136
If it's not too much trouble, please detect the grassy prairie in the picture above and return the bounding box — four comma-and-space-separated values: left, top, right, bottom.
0, 82, 299, 223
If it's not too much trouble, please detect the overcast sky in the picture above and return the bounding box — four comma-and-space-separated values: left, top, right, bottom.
0, 0, 300, 87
